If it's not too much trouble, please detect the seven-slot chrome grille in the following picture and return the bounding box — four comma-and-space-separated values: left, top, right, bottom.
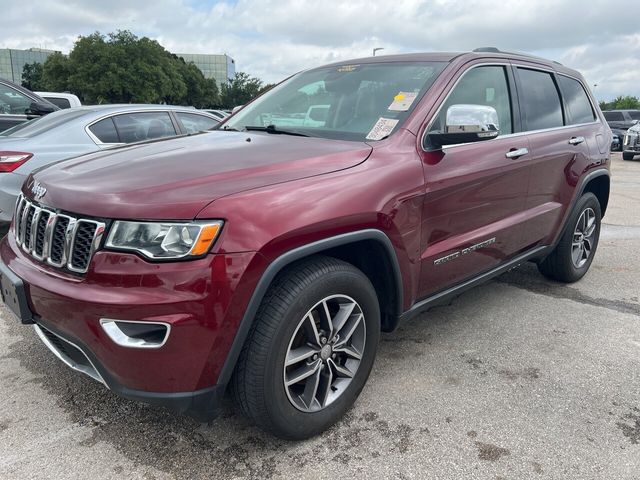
14, 195, 105, 274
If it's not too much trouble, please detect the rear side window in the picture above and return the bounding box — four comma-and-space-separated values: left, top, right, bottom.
603, 111, 624, 122
176, 112, 218, 134
112, 112, 177, 143
46, 97, 71, 109
89, 117, 119, 143
558, 76, 595, 124
517, 68, 563, 131
629, 111, 640, 121
432, 65, 513, 135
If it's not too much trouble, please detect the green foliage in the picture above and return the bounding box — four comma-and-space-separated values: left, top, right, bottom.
219, 72, 264, 108
21, 62, 45, 91
599, 95, 640, 111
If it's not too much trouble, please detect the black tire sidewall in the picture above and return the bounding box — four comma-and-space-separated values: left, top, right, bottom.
262, 267, 380, 439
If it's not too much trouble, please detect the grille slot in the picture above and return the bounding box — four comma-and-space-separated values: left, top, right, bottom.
14, 195, 105, 274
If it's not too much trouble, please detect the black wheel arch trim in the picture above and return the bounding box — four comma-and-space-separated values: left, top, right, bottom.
216, 228, 404, 387
553, 168, 609, 248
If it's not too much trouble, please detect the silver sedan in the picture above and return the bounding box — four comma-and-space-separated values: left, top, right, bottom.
0, 104, 219, 227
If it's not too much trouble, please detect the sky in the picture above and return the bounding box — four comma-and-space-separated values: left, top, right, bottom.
1, 0, 639, 102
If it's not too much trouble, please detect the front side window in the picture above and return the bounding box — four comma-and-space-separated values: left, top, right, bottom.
629, 111, 640, 121
430, 65, 513, 137
224, 61, 446, 141
176, 112, 219, 134
558, 76, 595, 125
113, 112, 177, 143
517, 68, 563, 131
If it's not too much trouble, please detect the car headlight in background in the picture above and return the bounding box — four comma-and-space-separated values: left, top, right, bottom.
105, 220, 223, 259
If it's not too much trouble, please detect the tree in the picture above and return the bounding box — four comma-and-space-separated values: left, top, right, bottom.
21, 62, 45, 91
599, 95, 640, 111
219, 72, 264, 108
41, 52, 71, 92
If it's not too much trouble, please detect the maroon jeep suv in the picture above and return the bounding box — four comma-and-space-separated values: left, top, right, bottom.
0, 48, 611, 439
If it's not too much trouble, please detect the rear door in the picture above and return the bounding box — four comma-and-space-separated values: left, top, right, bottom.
514, 67, 595, 247
418, 63, 531, 297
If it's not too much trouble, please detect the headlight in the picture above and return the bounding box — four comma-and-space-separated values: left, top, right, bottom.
105, 220, 223, 259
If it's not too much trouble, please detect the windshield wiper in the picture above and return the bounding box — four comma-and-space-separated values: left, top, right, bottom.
244, 125, 310, 137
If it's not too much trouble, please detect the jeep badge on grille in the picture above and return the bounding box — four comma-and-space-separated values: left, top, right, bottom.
30, 181, 46, 200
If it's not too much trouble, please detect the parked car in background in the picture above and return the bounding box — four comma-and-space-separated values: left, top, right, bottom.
0, 49, 610, 439
603, 110, 640, 151
0, 79, 58, 133
623, 123, 640, 160
0, 104, 219, 228
202, 109, 230, 121
611, 133, 621, 151
35, 92, 82, 109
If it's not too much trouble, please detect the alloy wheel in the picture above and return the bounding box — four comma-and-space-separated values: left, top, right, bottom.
283, 294, 366, 412
571, 207, 597, 268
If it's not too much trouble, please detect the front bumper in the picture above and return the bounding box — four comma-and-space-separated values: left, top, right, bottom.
0, 232, 262, 420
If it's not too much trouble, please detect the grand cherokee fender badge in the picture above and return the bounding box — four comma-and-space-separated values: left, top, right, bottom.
30, 181, 46, 200
434, 237, 496, 265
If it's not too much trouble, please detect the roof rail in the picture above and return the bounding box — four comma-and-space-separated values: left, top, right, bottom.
472, 47, 562, 66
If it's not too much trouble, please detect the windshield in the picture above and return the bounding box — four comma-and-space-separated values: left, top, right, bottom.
0, 108, 89, 138
224, 61, 446, 141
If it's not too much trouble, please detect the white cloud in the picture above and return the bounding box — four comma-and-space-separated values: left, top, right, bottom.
1, 0, 638, 101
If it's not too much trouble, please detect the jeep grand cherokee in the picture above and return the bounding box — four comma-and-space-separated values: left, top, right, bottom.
0, 48, 611, 439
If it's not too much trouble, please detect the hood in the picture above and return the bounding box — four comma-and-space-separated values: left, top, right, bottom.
26, 131, 372, 220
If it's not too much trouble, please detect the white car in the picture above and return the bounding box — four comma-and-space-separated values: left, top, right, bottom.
35, 92, 82, 109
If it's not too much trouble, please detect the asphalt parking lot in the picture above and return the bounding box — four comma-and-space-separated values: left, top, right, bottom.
1, 152, 639, 480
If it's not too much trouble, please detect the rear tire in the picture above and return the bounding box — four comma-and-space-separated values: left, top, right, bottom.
537, 192, 601, 283
231, 256, 380, 439
623, 152, 635, 161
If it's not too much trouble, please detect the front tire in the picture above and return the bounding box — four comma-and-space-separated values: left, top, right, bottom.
623, 152, 635, 161
231, 256, 380, 439
537, 192, 601, 283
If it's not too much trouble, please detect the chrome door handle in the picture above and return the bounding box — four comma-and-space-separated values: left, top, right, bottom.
568, 136, 585, 145
505, 147, 529, 158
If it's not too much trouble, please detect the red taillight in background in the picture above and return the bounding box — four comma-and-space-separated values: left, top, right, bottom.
0, 151, 33, 173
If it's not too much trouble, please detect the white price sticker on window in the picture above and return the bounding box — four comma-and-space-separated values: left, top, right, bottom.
366, 117, 399, 140
388, 92, 418, 111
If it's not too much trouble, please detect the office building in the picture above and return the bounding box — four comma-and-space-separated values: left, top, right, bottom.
0, 48, 59, 84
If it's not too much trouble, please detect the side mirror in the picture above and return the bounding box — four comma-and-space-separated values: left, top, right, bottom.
632, 119, 639, 125
27, 101, 56, 116
428, 104, 500, 148
231, 105, 244, 114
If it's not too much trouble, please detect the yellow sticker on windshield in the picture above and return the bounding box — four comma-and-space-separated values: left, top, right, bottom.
388, 91, 418, 111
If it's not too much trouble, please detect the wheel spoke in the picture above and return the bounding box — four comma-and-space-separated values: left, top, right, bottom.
333, 343, 362, 360
286, 344, 318, 367
584, 213, 596, 237
330, 301, 357, 339
302, 314, 322, 348
285, 360, 321, 386
299, 364, 322, 409
334, 313, 363, 348
316, 365, 334, 408
571, 244, 582, 266
319, 300, 334, 338
328, 358, 354, 378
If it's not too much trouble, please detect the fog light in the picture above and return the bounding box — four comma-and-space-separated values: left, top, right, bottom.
100, 319, 170, 349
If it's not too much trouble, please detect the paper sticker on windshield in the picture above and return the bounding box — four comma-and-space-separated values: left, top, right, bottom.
366, 117, 399, 140
337, 65, 359, 73
388, 91, 418, 111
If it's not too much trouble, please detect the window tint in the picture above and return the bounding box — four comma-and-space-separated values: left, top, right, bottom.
89, 117, 120, 143
558, 76, 595, 124
0, 83, 32, 115
46, 97, 71, 109
112, 112, 177, 143
176, 112, 218, 134
603, 111, 625, 122
517, 68, 563, 131
432, 66, 513, 135
629, 111, 640, 121
0, 108, 87, 137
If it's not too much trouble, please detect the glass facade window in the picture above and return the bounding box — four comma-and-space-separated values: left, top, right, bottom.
177, 53, 235, 85
0, 48, 58, 84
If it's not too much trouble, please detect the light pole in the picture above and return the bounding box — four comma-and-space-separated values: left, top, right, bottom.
372, 47, 384, 57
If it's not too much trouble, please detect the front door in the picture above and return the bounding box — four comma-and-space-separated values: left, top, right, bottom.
417, 64, 531, 298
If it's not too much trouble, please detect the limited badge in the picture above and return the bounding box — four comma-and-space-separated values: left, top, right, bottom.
366, 117, 399, 141
388, 91, 418, 111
